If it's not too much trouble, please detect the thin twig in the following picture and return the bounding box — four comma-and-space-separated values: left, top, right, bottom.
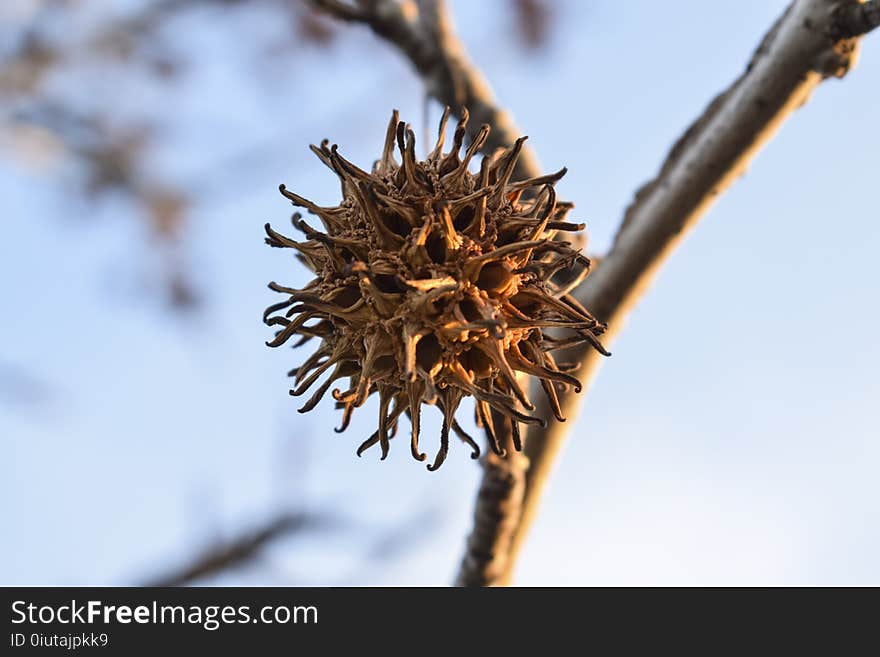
310, 0, 541, 180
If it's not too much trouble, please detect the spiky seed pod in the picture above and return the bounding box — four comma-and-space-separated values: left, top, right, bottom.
264, 109, 608, 470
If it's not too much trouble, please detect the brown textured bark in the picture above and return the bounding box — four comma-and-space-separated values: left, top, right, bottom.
455, 418, 527, 587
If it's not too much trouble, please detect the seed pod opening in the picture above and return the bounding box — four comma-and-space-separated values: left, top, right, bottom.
265, 109, 608, 470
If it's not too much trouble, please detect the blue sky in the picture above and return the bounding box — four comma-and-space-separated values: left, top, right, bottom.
2, 0, 879, 585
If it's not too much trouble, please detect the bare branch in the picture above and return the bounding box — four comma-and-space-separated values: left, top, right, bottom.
310, 0, 541, 180
143, 512, 318, 586
492, 0, 874, 585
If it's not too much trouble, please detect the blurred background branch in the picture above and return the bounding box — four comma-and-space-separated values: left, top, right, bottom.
0, 0, 342, 309
143, 511, 322, 586
140, 503, 445, 586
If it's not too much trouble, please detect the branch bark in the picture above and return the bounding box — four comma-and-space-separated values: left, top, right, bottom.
143, 513, 316, 586
455, 446, 526, 585
310, 0, 541, 180
498, 0, 873, 585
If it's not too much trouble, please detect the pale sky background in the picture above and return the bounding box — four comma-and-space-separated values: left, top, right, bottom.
2, 0, 879, 586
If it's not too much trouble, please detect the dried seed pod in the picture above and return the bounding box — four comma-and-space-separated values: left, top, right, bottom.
265, 109, 608, 470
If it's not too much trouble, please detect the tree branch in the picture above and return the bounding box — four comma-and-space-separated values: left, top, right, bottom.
309, 0, 541, 180
455, 415, 525, 586
312, 0, 876, 587
496, 0, 873, 585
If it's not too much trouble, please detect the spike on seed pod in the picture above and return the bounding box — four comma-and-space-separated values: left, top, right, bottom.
264, 109, 608, 470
